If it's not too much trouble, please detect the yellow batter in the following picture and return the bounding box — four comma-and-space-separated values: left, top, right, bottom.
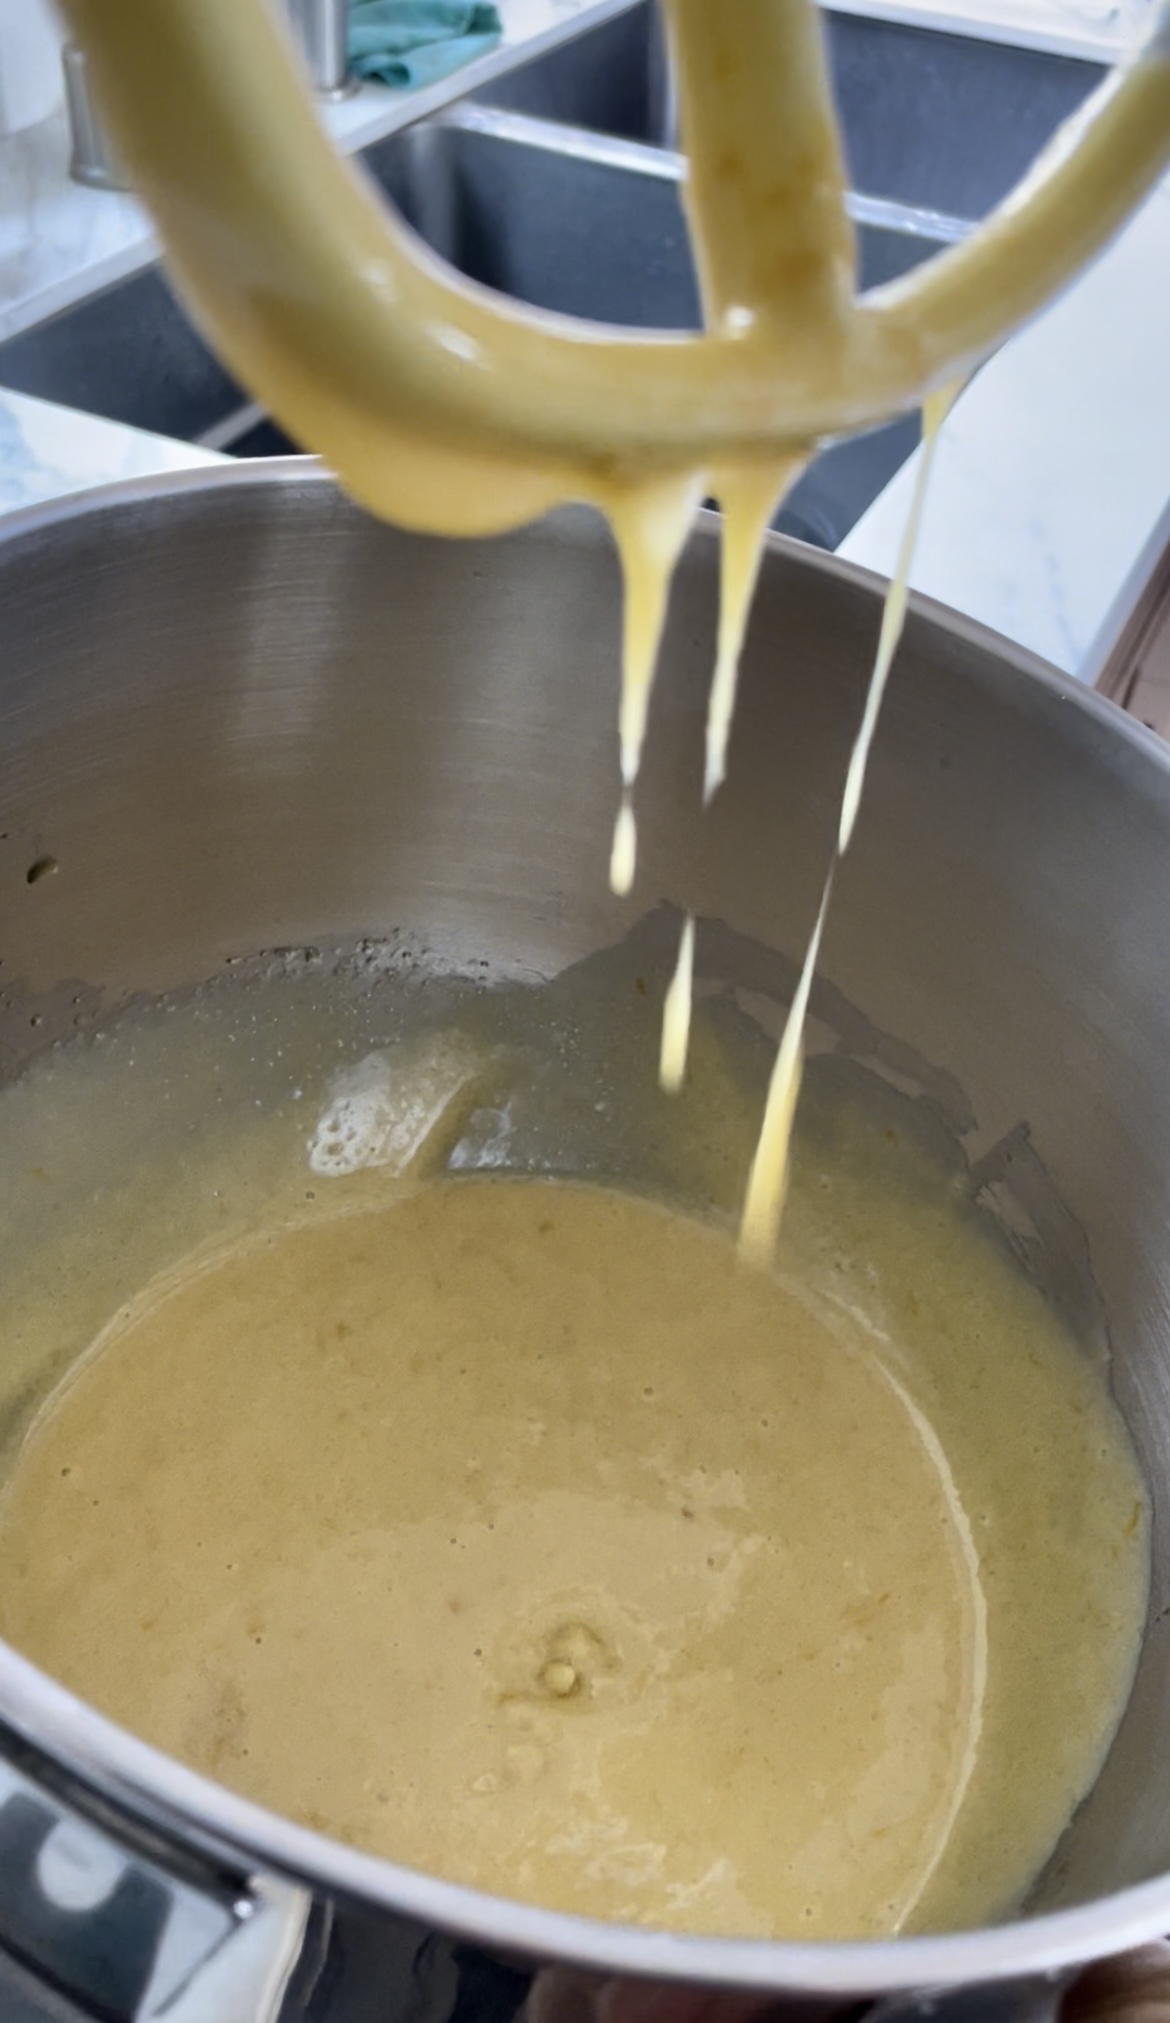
0, 1174, 1146, 1940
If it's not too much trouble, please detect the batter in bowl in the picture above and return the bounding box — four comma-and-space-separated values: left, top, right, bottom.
0, 1169, 1146, 1939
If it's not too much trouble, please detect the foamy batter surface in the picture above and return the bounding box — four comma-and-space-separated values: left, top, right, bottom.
0, 1173, 1146, 1940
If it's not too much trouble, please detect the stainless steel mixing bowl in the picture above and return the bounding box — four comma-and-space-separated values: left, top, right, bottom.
0, 461, 1168, 2022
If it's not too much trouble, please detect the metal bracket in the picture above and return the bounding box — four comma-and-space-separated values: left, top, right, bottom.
0, 1760, 312, 2023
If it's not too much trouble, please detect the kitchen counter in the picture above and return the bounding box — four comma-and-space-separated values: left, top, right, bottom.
0, 385, 222, 516
840, 172, 1170, 677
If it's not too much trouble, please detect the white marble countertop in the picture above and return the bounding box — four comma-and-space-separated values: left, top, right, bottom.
839, 173, 1170, 676
0, 385, 222, 518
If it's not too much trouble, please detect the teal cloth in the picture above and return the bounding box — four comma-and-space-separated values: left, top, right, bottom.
348, 1, 503, 89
